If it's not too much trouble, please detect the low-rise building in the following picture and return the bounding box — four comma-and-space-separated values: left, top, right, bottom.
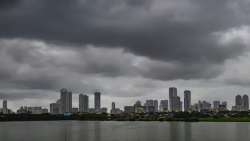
124, 106, 135, 113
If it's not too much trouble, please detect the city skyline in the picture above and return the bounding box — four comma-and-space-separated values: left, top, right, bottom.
0, 0, 250, 115
1, 1, 250, 140
1, 87, 249, 114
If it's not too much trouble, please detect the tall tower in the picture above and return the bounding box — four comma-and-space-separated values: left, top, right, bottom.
79, 94, 89, 113
235, 95, 242, 106
235, 95, 242, 111
111, 102, 116, 114
112, 102, 115, 110
242, 95, 249, 111
3, 100, 8, 114
213, 101, 220, 111
153, 100, 158, 112
60, 88, 72, 113
184, 90, 191, 112
94, 91, 101, 112
169, 87, 177, 112
160, 100, 168, 112
176, 96, 182, 112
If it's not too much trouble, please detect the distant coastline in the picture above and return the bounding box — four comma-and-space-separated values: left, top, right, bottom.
1, 112, 250, 122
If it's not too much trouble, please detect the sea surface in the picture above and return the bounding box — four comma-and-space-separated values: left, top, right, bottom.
0, 121, 250, 141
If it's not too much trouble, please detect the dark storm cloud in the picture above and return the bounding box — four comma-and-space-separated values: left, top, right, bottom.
2, 0, 250, 110
0, 0, 19, 9
0, 0, 249, 68
0, 0, 250, 86
0, 38, 224, 93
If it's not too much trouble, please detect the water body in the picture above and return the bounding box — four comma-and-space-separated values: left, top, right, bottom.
0, 121, 250, 141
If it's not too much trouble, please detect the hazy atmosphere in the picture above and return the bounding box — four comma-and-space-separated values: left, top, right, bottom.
0, 0, 250, 111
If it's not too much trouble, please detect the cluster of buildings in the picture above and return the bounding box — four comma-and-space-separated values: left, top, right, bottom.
0, 87, 250, 115
232, 95, 249, 111
190, 100, 227, 112
122, 87, 190, 113
17, 106, 48, 114
122, 88, 249, 114
49, 88, 107, 115
122, 87, 186, 113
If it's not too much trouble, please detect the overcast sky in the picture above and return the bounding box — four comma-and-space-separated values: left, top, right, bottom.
0, 0, 250, 111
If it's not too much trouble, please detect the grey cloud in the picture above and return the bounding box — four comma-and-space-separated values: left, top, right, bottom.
1, 0, 250, 108
0, 39, 140, 92
0, 39, 228, 93
0, 0, 249, 70
0, 38, 170, 101
0, 0, 19, 9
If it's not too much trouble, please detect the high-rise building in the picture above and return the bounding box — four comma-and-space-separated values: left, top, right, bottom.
169, 87, 182, 112
235, 95, 242, 107
232, 95, 249, 111
144, 100, 155, 113
176, 96, 182, 112
134, 100, 144, 114
198, 100, 211, 111
145, 100, 154, 107
219, 101, 227, 111
79, 94, 89, 113
153, 100, 158, 112
144, 99, 159, 113
3, 100, 8, 114
60, 88, 72, 113
111, 102, 117, 114
213, 101, 220, 111
134, 101, 142, 107
50, 102, 60, 114
180, 101, 183, 112
160, 100, 168, 112
184, 90, 191, 112
235, 95, 243, 111
112, 102, 115, 110
94, 91, 101, 112
169, 87, 177, 112
242, 95, 249, 111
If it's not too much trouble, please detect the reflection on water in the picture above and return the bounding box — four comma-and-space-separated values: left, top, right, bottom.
0, 121, 250, 141
184, 122, 192, 141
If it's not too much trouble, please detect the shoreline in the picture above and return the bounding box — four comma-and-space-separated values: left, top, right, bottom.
1, 118, 250, 122
2, 112, 250, 122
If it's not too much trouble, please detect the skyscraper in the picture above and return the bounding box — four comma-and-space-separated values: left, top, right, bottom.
219, 101, 227, 111
213, 101, 220, 111
79, 94, 89, 113
60, 88, 72, 113
94, 91, 101, 112
169, 87, 177, 112
3, 100, 8, 114
110, 102, 116, 114
198, 100, 211, 111
235, 95, 242, 111
50, 101, 60, 114
134, 101, 144, 114
242, 95, 249, 111
184, 90, 191, 112
160, 100, 168, 112
145, 100, 154, 113
176, 96, 182, 112
153, 100, 158, 112
235, 95, 242, 106
112, 102, 115, 110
